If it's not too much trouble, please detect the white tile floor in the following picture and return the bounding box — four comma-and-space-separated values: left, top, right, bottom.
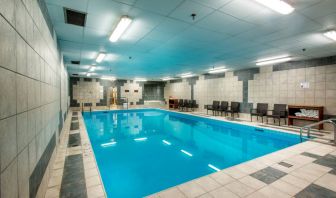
44, 108, 336, 198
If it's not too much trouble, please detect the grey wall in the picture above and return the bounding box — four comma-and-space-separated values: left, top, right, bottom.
0, 0, 68, 197
143, 82, 165, 101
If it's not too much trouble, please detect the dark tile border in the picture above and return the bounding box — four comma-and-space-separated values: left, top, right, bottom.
68, 133, 81, 148
295, 183, 336, 198
314, 154, 336, 169
70, 122, 79, 130
301, 152, 322, 159
29, 133, 56, 198
273, 55, 336, 72
60, 154, 87, 198
250, 167, 287, 184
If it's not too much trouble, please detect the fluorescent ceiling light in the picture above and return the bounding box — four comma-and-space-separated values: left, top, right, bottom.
86, 73, 91, 77
101, 76, 116, 81
134, 137, 147, 142
162, 140, 171, 145
256, 56, 291, 66
96, 53, 106, 63
254, 0, 294, 15
180, 149, 193, 157
208, 67, 228, 74
324, 30, 336, 41
101, 141, 117, 147
180, 72, 194, 78
208, 164, 221, 172
134, 78, 147, 82
89, 66, 96, 72
162, 77, 172, 81
109, 16, 132, 42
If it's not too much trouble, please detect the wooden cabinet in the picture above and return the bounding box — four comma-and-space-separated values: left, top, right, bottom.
288, 105, 324, 130
169, 99, 178, 109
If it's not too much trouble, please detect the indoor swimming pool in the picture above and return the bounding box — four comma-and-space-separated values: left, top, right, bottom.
83, 109, 302, 198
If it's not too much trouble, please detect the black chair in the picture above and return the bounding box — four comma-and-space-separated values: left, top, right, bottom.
266, 104, 287, 126
206, 101, 220, 115
183, 99, 189, 111
250, 103, 268, 122
218, 101, 229, 116
225, 102, 240, 118
190, 100, 197, 111
178, 99, 184, 111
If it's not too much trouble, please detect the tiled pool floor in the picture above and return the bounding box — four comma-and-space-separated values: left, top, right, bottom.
44, 110, 336, 198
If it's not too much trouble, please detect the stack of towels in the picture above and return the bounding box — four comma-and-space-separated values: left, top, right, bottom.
295, 109, 318, 118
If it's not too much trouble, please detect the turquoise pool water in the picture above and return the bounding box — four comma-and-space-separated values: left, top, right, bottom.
83, 109, 302, 198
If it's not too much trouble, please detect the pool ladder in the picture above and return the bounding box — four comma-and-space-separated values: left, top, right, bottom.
300, 119, 336, 145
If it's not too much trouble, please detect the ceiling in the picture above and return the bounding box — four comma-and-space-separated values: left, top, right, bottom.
44, 0, 336, 79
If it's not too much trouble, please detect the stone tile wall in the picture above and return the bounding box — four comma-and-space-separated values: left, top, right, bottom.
120, 80, 143, 105
0, 0, 68, 197
164, 79, 192, 101
164, 72, 243, 112
163, 58, 336, 117
194, 72, 243, 112
72, 78, 104, 108
249, 65, 336, 115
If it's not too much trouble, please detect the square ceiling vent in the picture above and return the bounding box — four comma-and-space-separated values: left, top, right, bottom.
64, 8, 86, 27
71, 60, 80, 65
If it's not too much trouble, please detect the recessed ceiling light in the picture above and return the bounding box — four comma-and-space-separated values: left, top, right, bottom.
101, 76, 116, 81
134, 78, 147, 82
324, 30, 336, 41
162, 77, 173, 81
96, 53, 106, 63
256, 55, 291, 66
208, 66, 228, 74
180, 72, 194, 78
110, 16, 132, 42
254, 0, 294, 15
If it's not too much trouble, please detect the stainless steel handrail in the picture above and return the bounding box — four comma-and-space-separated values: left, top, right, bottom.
300, 119, 336, 145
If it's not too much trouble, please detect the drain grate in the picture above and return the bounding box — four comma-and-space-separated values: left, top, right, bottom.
279, 161, 293, 168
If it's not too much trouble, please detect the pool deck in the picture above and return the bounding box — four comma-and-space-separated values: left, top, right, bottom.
44, 109, 336, 198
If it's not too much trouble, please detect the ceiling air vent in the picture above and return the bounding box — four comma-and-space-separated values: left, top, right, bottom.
64, 8, 86, 27
71, 61, 80, 65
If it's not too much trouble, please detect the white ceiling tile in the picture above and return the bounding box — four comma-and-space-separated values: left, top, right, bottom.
83, 27, 109, 45
54, 22, 84, 43
169, 0, 215, 23
134, 0, 184, 15
299, 0, 336, 19
191, 0, 232, 9
45, 0, 336, 78
46, 0, 89, 12
196, 11, 239, 33
87, 0, 131, 15
46, 4, 64, 23
314, 12, 336, 28
154, 18, 191, 34
219, 0, 270, 19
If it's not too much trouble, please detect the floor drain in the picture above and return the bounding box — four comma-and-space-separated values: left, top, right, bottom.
279, 161, 293, 168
